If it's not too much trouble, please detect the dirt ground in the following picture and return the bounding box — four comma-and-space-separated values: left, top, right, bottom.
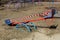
0, 3, 60, 40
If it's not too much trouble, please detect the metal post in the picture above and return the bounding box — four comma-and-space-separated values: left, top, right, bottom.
38, 0, 40, 5
30, 22, 37, 30
49, 0, 50, 8
52, 0, 54, 7
22, 23, 31, 32
16, 24, 20, 30
32, 0, 34, 5
16, 24, 24, 32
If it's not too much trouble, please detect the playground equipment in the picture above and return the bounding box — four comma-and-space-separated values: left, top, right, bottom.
5, 0, 60, 32
5, 8, 58, 32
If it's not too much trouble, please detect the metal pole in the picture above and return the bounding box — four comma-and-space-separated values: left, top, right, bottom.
38, 0, 40, 5
49, 0, 50, 8
32, 0, 34, 5
52, 0, 54, 7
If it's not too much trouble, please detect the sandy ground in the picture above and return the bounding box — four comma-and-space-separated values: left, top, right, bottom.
0, 3, 60, 40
